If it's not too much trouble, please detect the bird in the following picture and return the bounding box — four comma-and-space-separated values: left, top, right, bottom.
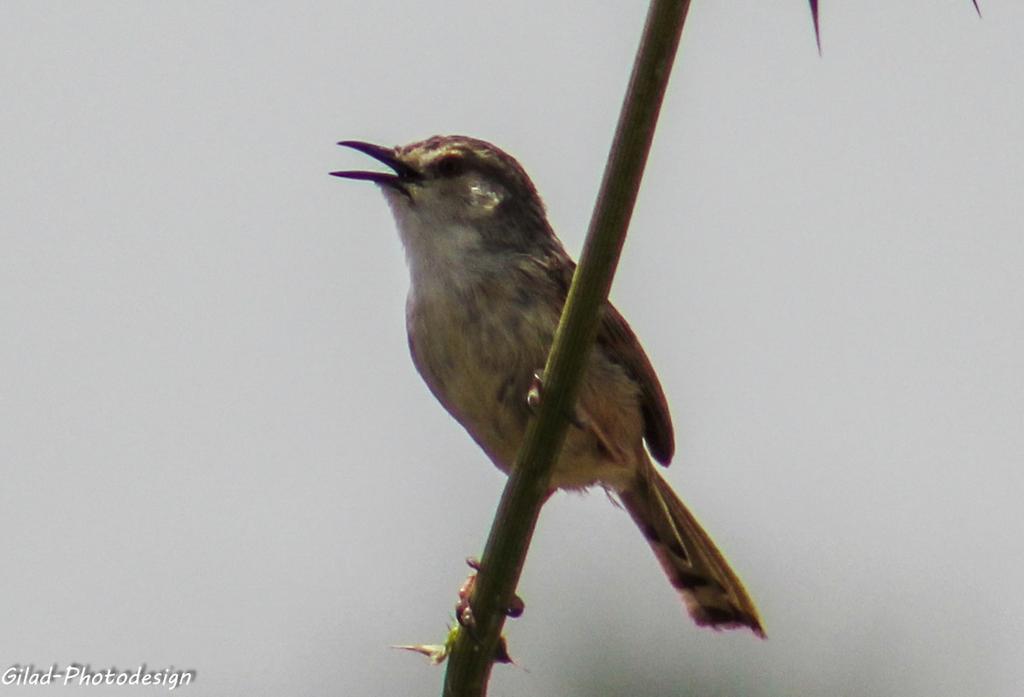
331, 135, 763, 636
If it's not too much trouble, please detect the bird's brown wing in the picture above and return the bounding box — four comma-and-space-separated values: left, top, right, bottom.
528, 248, 675, 466
596, 302, 674, 465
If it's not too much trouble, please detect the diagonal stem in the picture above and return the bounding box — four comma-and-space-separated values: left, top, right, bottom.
441, 1, 692, 695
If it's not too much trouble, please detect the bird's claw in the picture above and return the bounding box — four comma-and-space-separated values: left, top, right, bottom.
526, 371, 544, 412
526, 370, 586, 429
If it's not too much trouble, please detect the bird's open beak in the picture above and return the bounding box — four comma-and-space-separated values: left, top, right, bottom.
330, 141, 421, 190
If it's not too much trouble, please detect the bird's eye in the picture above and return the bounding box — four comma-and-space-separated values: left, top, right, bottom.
435, 155, 464, 178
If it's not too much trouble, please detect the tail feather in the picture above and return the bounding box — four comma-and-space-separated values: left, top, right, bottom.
619, 466, 765, 637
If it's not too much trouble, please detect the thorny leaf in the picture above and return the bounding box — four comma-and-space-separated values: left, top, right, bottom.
392, 626, 514, 666
807, 1, 981, 53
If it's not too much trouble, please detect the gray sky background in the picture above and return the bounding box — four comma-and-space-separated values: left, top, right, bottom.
2, 3, 1022, 696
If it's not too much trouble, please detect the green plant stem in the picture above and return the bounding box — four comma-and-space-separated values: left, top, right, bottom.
441, 2, 692, 695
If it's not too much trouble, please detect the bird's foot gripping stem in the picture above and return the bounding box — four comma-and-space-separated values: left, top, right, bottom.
526, 370, 586, 429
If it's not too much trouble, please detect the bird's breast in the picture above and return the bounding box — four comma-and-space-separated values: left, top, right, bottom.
405, 272, 555, 469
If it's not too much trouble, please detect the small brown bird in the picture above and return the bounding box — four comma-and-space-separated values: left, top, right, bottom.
332, 135, 763, 636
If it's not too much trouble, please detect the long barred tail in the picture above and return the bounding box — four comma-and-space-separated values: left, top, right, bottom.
619, 465, 765, 636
